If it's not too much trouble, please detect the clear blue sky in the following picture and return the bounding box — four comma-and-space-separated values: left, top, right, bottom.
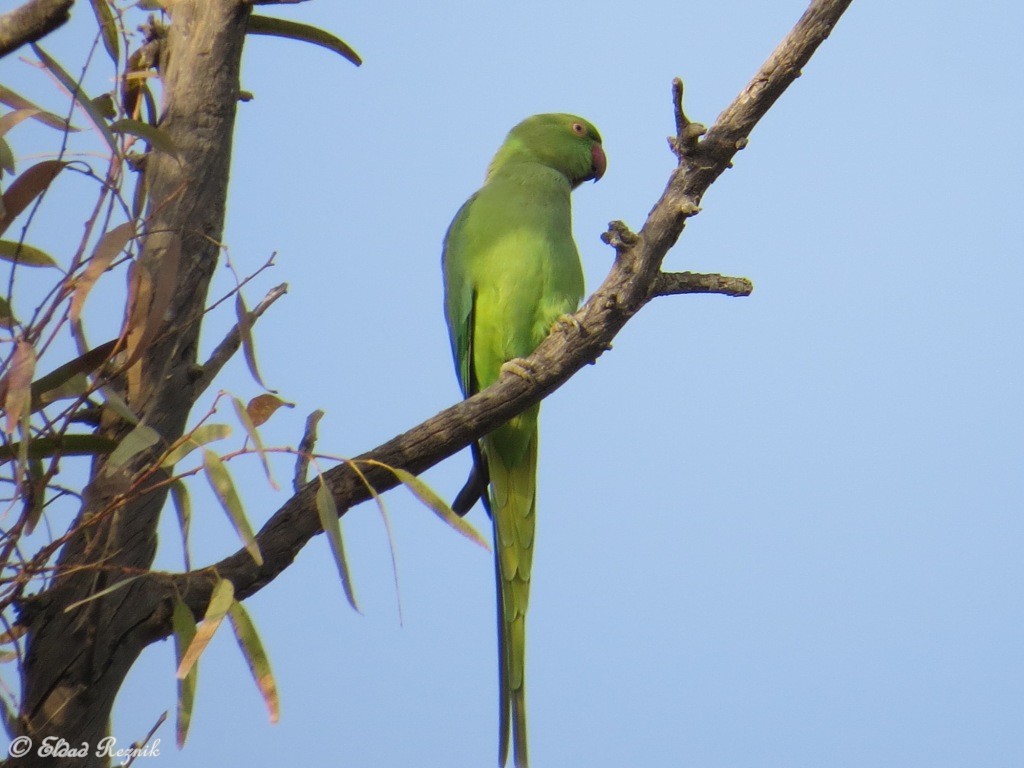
1, 1, 1022, 766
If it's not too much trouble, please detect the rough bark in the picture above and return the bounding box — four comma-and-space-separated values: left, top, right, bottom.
0, 0, 73, 59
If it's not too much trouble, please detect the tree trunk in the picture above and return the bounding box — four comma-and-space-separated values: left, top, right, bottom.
12, 2, 249, 764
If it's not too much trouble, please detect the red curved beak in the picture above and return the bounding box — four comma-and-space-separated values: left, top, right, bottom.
590, 142, 607, 182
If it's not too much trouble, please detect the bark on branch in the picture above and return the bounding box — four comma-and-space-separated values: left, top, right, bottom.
652, 271, 754, 298
0, 0, 73, 58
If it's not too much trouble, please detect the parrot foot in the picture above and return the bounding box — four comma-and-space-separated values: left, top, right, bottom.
550, 313, 584, 336
500, 357, 538, 384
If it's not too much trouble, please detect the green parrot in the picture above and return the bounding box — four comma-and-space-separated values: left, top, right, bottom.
442, 113, 606, 768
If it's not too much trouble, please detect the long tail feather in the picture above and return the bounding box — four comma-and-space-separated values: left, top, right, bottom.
486, 419, 537, 768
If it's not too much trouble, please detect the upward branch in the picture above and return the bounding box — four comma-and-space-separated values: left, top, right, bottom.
158, 0, 854, 618
0, 0, 73, 59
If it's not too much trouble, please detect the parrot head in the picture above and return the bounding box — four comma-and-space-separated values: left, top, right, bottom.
489, 113, 606, 189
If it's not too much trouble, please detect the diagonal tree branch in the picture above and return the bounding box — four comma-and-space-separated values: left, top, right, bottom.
150, 0, 855, 620
192, 282, 289, 399
0, 0, 73, 59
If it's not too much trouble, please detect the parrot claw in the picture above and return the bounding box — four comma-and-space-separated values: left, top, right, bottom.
551, 313, 583, 336
500, 358, 538, 383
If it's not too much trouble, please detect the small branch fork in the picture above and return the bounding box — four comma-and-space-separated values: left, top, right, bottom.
79, 0, 853, 626
191, 282, 288, 398
668, 77, 708, 160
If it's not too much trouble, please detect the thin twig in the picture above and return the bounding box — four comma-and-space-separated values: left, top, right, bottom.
122, 710, 166, 768
293, 409, 324, 494
192, 282, 288, 398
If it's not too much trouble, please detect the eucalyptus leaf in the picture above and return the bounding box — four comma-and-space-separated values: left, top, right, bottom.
203, 450, 263, 565
316, 476, 359, 611
175, 578, 234, 680
0, 160, 67, 237
110, 118, 178, 156
160, 423, 232, 468
228, 601, 280, 724
171, 599, 198, 749
390, 466, 489, 550
87, 0, 120, 64
0, 240, 58, 268
170, 480, 192, 572
232, 396, 275, 489
247, 16, 362, 66
103, 422, 160, 473
30, 44, 117, 154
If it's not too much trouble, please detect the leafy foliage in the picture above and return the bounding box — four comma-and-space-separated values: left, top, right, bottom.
0, 4, 484, 756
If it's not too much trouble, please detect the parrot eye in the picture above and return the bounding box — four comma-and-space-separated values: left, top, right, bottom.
571, 122, 586, 136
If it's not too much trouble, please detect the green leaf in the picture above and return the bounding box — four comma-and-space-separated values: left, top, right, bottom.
247, 16, 362, 67
31, 339, 117, 411
34, 372, 86, 406
109, 118, 178, 156
227, 601, 280, 724
390, 466, 489, 550
30, 44, 117, 154
0, 108, 41, 138
63, 574, 145, 612
0, 160, 67, 237
24, 456, 45, 533
90, 93, 116, 120
0, 85, 79, 133
203, 450, 263, 566
0, 296, 14, 329
176, 577, 234, 681
235, 292, 271, 391
131, 161, 147, 219
231, 396, 276, 489
87, 0, 120, 64
171, 599, 198, 749
99, 386, 139, 425
160, 423, 232, 468
0, 240, 59, 268
0, 138, 14, 176
70, 222, 136, 322
4, 338, 35, 436
170, 480, 192, 572
347, 460, 404, 624
103, 422, 160, 473
316, 475, 359, 611
0, 434, 118, 462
